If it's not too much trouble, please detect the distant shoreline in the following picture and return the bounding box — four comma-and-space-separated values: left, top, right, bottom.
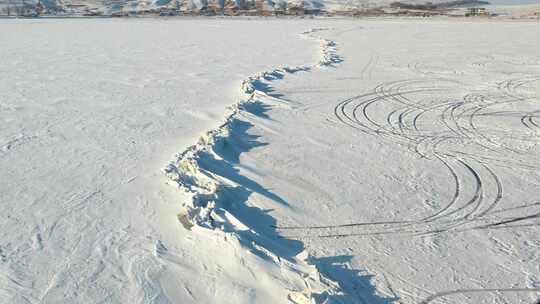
1, 0, 539, 19
1, 14, 539, 21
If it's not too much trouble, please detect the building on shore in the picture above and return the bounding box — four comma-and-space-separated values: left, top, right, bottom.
466, 7, 489, 16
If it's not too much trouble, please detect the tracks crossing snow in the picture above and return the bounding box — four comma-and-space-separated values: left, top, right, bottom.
275, 77, 540, 239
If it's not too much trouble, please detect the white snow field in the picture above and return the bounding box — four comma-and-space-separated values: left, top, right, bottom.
1, 17, 540, 304
0, 18, 330, 304
201, 20, 540, 304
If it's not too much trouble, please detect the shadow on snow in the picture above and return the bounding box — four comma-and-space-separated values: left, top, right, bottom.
196, 98, 395, 304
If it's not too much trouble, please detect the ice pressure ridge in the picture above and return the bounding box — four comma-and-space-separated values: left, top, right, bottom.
163, 29, 344, 303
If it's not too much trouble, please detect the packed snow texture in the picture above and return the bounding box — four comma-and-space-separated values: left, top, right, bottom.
1, 17, 540, 304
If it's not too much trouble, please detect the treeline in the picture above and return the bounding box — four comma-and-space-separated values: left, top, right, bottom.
390, 0, 490, 10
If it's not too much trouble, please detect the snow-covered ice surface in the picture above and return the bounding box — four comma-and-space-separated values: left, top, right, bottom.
2, 17, 540, 304
0, 18, 334, 304
227, 20, 540, 303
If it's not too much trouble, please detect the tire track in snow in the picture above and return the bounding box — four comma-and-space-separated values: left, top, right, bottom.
277, 76, 540, 238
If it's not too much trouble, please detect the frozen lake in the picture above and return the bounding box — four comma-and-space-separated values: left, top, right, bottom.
1, 18, 540, 304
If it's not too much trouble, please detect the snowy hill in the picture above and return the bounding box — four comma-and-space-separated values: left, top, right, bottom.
0, 0, 494, 16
